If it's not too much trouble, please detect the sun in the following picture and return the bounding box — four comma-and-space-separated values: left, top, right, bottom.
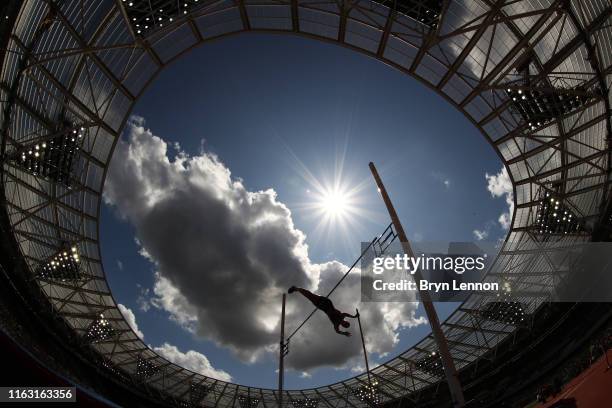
320, 188, 349, 217
305, 178, 367, 240
309, 182, 358, 225
283, 142, 383, 254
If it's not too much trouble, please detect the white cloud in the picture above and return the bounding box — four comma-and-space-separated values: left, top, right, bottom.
116, 260, 124, 271
473, 229, 488, 241
300, 371, 312, 378
498, 212, 511, 230
117, 303, 144, 339
136, 284, 151, 312
150, 273, 198, 333
485, 167, 514, 230
486, 166, 512, 197
104, 118, 426, 371
154, 343, 232, 382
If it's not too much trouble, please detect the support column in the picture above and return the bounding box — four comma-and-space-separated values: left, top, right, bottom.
279, 294, 286, 408
356, 310, 371, 385
368, 162, 465, 408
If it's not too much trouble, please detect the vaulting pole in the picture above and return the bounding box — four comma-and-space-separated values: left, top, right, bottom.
278, 294, 286, 408
368, 162, 466, 408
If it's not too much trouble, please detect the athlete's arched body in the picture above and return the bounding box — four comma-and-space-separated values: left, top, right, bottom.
288, 286, 358, 336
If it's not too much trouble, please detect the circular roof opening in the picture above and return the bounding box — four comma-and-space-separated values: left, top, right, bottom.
1, 0, 609, 406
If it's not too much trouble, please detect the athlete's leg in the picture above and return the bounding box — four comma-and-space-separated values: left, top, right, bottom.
292, 287, 322, 306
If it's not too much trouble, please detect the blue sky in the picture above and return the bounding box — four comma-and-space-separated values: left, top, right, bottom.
100, 33, 510, 388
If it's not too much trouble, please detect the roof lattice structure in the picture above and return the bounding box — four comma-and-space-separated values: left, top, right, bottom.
0, 0, 610, 406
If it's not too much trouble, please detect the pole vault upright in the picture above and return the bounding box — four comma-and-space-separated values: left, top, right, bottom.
368, 162, 466, 408
278, 294, 286, 408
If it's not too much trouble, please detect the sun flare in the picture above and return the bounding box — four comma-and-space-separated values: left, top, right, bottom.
284, 144, 383, 254
301, 175, 373, 245
320, 188, 349, 217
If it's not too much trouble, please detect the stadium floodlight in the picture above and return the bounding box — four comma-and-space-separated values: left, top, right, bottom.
37, 243, 82, 281
189, 382, 210, 406
291, 398, 319, 408
376, 0, 442, 29
101, 358, 123, 377
84, 314, 116, 343
121, 0, 203, 36
238, 395, 260, 408
136, 355, 160, 380
415, 351, 445, 378
480, 301, 526, 325
352, 381, 381, 406
505, 85, 596, 130
10, 123, 83, 186
534, 191, 581, 236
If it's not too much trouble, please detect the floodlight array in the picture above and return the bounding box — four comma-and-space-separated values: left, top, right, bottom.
481, 301, 526, 325
378, 0, 442, 28
101, 358, 123, 377
3, 0, 609, 406
37, 244, 81, 281
189, 382, 210, 406
121, 0, 202, 36
535, 192, 581, 235
291, 398, 319, 408
505, 86, 595, 129
12, 126, 83, 186
85, 314, 116, 343
415, 352, 444, 378
238, 395, 260, 408
136, 356, 159, 380
353, 381, 381, 406
102, 359, 115, 371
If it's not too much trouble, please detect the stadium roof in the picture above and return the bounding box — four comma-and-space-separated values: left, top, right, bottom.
1, 0, 610, 407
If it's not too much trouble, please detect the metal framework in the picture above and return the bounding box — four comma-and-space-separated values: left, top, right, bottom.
0, 0, 610, 407
291, 398, 319, 408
